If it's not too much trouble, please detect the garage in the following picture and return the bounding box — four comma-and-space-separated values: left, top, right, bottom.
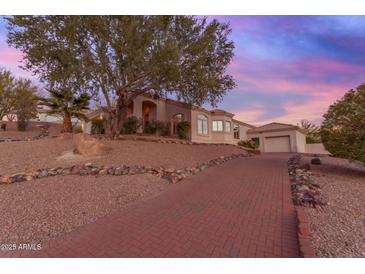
246, 122, 307, 153
264, 136, 291, 152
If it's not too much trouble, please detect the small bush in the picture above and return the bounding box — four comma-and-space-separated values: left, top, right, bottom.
176, 121, 190, 140
91, 119, 106, 134
238, 139, 258, 149
123, 116, 141, 134
143, 121, 157, 134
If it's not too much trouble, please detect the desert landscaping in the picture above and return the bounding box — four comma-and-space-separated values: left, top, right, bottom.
289, 154, 365, 258
301, 156, 365, 258
0, 121, 248, 246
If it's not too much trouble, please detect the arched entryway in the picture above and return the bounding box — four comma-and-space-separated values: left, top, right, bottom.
142, 101, 157, 126
171, 113, 184, 136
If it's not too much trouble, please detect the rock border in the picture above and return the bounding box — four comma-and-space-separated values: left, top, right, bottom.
288, 154, 326, 207
93, 133, 256, 152
288, 154, 323, 258
0, 153, 249, 185
0, 124, 51, 142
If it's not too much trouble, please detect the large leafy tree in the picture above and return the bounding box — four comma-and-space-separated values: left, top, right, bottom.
12, 78, 38, 131
38, 88, 90, 133
0, 68, 16, 120
299, 120, 321, 144
6, 16, 93, 129
321, 84, 365, 163
6, 16, 236, 135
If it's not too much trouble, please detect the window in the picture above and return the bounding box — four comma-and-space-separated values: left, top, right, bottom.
212, 120, 223, 132
233, 124, 239, 139
225, 121, 231, 133
197, 114, 208, 135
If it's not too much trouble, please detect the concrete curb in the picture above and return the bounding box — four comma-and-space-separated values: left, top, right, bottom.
295, 206, 316, 258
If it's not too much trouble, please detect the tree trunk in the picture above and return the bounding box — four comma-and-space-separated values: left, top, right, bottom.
63, 111, 73, 133
110, 96, 128, 137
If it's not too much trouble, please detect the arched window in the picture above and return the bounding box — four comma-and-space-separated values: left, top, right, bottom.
197, 114, 208, 135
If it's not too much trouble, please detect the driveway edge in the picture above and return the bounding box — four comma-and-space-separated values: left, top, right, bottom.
295, 206, 316, 258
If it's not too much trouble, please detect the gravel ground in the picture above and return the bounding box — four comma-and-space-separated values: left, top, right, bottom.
302, 156, 365, 257
0, 174, 168, 244
0, 121, 62, 139
0, 138, 244, 175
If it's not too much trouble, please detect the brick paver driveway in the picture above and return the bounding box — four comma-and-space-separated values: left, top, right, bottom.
6, 154, 299, 258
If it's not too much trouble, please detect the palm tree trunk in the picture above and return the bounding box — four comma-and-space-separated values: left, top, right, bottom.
63, 111, 73, 133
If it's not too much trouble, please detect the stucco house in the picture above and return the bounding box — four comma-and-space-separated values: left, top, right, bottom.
81, 94, 329, 154
82, 94, 255, 144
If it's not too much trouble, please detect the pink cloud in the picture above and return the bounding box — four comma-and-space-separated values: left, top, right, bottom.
0, 46, 23, 66
228, 53, 363, 97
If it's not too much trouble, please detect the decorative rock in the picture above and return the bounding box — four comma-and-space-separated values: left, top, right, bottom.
114, 167, 123, 176
0, 176, 11, 184
73, 133, 112, 156
98, 168, 108, 175
107, 167, 115, 175
25, 175, 34, 181
288, 154, 326, 207
62, 168, 71, 175
37, 170, 49, 178
71, 166, 81, 175
311, 157, 321, 165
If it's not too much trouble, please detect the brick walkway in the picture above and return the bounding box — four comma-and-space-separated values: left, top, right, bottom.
4, 154, 299, 258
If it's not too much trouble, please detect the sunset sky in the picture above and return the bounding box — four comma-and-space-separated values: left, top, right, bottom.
1, 16, 365, 126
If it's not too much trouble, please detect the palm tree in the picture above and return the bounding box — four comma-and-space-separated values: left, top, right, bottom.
38, 88, 90, 133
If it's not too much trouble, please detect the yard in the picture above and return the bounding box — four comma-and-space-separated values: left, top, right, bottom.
0, 121, 62, 140
302, 156, 365, 257
0, 127, 246, 246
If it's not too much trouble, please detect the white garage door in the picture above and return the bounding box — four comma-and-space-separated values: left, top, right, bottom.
264, 136, 291, 152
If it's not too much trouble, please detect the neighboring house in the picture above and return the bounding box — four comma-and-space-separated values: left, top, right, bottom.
82, 94, 256, 144
1, 108, 80, 125
247, 122, 307, 153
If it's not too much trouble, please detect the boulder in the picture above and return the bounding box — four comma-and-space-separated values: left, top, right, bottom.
73, 133, 111, 156
311, 157, 321, 165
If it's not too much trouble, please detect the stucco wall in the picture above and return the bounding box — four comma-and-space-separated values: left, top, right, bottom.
295, 131, 307, 153
305, 143, 331, 155
132, 96, 167, 121
165, 101, 192, 122
237, 124, 252, 140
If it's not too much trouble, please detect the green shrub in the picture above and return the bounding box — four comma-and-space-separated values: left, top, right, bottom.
238, 139, 258, 149
91, 119, 106, 134
123, 116, 141, 134
143, 121, 157, 134
176, 121, 190, 139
